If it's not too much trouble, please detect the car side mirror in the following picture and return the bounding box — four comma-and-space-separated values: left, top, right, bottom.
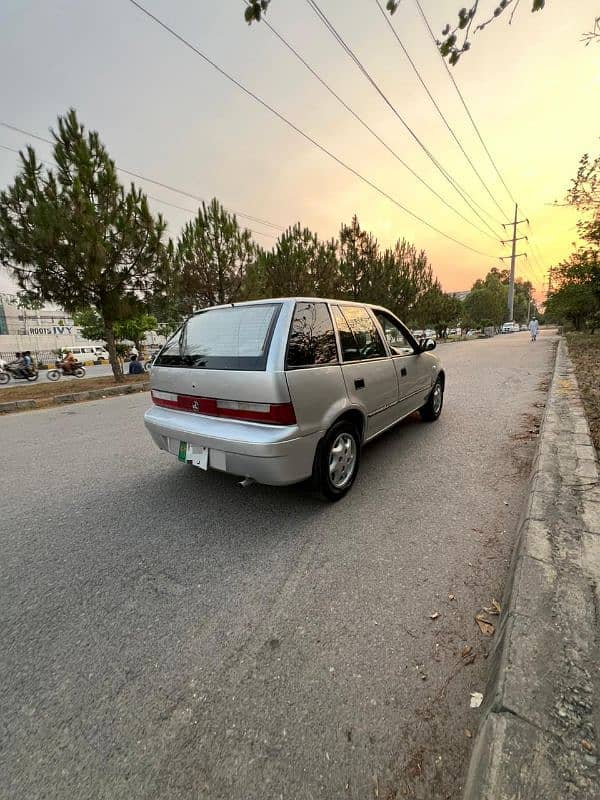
421, 338, 436, 352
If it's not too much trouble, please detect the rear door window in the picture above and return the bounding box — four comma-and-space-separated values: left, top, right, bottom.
332, 305, 387, 362
155, 304, 281, 370
286, 302, 338, 368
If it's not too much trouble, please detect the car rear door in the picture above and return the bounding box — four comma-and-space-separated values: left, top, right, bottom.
331, 304, 399, 439
284, 301, 347, 436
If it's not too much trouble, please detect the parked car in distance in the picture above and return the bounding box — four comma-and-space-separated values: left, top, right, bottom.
61, 345, 109, 363
501, 322, 520, 334
144, 298, 445, 500
424, 329, 437, 339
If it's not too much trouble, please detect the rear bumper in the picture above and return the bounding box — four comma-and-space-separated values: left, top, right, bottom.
144, 406, 322, 486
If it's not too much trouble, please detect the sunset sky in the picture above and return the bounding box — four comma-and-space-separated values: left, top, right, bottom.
1, 0, 598, 301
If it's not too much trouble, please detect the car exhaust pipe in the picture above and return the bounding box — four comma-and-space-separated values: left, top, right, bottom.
239, 477, 255, 488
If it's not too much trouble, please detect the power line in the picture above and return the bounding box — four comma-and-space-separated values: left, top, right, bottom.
395, 0, 548, 289
413, 0, 518, 209
124, 0, 499, 257
1, 141, 281, 242
304, 0, 503, 240
526, 239, 550, 283
1, 139, 280, 241
144, 193, 279, 239
0, 121, 284, 233
250, 2, 499, 243
373, 0, 510, 222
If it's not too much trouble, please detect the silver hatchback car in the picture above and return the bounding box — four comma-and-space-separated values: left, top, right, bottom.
144, 298, 444, 500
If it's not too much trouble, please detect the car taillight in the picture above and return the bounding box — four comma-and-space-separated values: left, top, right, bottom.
151, 391, 296, 425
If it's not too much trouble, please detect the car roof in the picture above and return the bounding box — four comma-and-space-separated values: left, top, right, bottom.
192, 297, 392, 315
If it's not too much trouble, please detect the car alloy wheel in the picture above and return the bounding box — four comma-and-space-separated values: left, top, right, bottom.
328, 432, 357, 490
432, 382, 443, 416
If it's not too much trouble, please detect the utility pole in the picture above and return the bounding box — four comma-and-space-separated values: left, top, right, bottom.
501, 204, 529, 321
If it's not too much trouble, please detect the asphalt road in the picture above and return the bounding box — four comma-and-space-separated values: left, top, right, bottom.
1, 331, 556, 800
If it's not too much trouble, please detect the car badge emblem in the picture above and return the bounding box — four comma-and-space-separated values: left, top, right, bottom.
192, 400, 199, 412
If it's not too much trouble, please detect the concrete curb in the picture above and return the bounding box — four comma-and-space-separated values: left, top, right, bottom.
0, 380, 149, 415
462, 338, 600, 798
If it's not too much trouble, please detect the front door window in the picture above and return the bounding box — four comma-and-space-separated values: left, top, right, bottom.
373, 312, 414, 356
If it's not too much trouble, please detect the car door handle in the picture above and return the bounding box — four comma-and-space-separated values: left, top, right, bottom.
400, 367, 407, 377
354, 378, 365, 389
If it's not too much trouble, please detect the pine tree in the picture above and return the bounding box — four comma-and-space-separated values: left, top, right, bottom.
0, 109, 170, 380
338, 216, 378, 301
251, 224, 339, 299
175, 199, 256, 313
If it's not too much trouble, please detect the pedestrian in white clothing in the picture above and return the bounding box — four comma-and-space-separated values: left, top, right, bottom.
528, 318, 539, 342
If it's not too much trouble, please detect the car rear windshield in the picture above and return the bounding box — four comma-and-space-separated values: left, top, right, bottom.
155, 304, 281, 370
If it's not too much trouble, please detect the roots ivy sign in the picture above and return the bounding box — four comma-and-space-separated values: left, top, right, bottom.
27, 325, 73, 336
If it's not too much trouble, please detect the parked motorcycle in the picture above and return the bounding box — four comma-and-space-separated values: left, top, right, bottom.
47, 361, 86, 381
0, 364, 40, 385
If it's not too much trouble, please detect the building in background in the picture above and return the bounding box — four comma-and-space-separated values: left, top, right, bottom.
0, 293, 167, 361
0, 293, 102, 359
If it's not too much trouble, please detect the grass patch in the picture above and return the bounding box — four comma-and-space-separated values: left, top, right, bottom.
0, 373, 147, 402
565, 332, 600, 454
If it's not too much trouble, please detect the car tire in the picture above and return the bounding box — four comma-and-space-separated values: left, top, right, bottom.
313, 420, 361, 501
420, 377, 444, 422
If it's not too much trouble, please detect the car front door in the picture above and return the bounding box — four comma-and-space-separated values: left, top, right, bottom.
372, 310, 433, 416
331, 305, 399, 439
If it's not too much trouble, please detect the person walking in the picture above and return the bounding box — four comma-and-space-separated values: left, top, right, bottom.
528, 317, 539, 342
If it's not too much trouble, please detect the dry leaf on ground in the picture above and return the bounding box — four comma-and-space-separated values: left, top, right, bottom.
475, 614, 495, 637
429, 612, 440, 620
470, 692, 484, 708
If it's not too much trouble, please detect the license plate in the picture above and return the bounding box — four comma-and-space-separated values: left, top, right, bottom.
178, 441, 209, 470
188, 445, 209, 470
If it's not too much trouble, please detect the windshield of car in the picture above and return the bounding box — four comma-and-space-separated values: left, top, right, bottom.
155, 304, 281, 370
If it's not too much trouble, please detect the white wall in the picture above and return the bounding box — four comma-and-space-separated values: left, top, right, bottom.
0, 332, 104, 355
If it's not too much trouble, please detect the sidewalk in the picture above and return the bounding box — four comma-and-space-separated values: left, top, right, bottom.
463, 338, 600, 798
